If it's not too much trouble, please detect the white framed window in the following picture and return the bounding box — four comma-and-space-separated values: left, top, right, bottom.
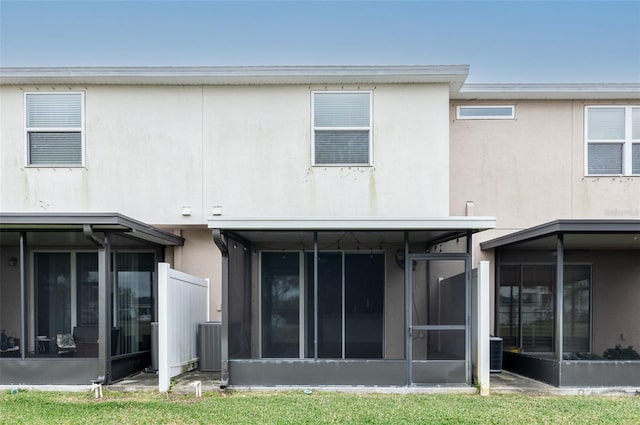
25, 92, 85, 167
312, 91, 372, 166
585, 106, 639, 176
456, 105, 515, 120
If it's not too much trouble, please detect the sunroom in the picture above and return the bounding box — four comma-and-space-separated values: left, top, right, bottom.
0, 213, 183, 385
209, 216, 495, 388
483, 219, 640, 387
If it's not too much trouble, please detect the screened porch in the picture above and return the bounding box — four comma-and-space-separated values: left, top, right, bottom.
484, 219, 640, 387
0, 213, 183, 385
210, 216, 495, 387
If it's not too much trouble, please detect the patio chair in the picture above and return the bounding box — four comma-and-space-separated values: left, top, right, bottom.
56, 333, 77, 356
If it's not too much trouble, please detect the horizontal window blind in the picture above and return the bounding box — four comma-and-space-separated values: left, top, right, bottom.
315, 131, 369, 164
26, 93, 82, 128
313, 92, 371, 165
29, 132, 82, 165
26, 92, 83, 166
457, 106, 514, 119
587, 108, 625, 140
314, 92, 370, 127
633, 144, 640, 174
588, 143, 622, 175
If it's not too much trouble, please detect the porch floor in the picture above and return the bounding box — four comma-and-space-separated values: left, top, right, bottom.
109, 370, 559, 395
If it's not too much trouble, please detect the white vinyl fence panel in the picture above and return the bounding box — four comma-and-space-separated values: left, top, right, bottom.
471, 261, 490, 395
158, 263, 209, 392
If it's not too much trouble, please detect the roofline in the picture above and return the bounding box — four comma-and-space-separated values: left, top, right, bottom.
454, 83, 640, 100
0, 212, 184, 246
0, 65, 469, 91
207, 216, 496, 231
480, 219, 640, 250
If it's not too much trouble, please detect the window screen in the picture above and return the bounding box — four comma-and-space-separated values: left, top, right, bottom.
586, 106, 639, 176
313, 92, 371, 165
26, 93, 84, 166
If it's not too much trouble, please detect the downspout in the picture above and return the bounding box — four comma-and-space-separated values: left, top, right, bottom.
83, 224, 112, 384
212, 229, 229, 388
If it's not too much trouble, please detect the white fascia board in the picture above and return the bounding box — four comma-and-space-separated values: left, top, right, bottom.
454, 83, 640, 100
0, 65, 469, 89
207, 216, 496, 230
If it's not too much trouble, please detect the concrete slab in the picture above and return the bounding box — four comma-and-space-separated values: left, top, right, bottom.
108, 370, 221, 394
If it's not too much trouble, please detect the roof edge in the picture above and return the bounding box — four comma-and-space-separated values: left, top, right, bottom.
481, 219, 640, 250
207, 216, 497, 231
455, 83, 640, 100
0, 65, 470, 88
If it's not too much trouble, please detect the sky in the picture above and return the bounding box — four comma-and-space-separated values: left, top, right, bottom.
0, 0, 639, 83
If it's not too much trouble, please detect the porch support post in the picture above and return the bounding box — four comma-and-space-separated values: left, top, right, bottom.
555, 233, 564, 363
466, 230, 473, 385
213, 229, 229, 388
404, 231, 411, 386
84, 225, 111, 383
313, 232, 318, 359
98, 235, 112, 383
19, 232, 26, 360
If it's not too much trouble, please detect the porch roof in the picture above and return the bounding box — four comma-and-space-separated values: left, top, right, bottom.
208, 216, 496, 246
0, 212, 184, 246
208, 216, 496, 231
480, 219, 640, 250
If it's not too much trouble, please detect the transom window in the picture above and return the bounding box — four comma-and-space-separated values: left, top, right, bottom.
25, 92, 85, 166
312, 91, 372, 166
456, 105, 515, 120
585, 106, 639, 176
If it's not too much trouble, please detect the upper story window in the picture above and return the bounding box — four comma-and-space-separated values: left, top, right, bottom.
25, 92, 85, 167
312, 91, 372, 166
585, 106, 639, 176
456, 105, 515, 120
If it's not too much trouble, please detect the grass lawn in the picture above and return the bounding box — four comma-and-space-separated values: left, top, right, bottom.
1, 390, 640, 424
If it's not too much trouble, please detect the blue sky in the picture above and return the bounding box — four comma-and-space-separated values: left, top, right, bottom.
1, 0, 639, 83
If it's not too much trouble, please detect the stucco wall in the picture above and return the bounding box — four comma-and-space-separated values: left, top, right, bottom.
451, 99, 640, 335
450, 99, 640, 229
1, 83, 451, 223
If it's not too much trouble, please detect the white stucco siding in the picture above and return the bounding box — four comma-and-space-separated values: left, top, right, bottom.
204, 84, 451, 217
1, 83, 450, 222
0, 85, 205, 224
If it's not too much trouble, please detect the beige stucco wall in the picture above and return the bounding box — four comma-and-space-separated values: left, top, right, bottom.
588, 251, 640, 354
0, 246, 21, 340
450, 99, 640, 334
450, 99, 640, 230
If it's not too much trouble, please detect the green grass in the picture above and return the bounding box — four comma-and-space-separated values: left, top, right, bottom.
1, 390, 640, 424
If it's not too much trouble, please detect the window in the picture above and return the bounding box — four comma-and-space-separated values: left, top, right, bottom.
585, 106, 639, 175
498, 263, 591, 354
312, 91, 372, 165
25, 92, 84, 166
456, 105, 515, 120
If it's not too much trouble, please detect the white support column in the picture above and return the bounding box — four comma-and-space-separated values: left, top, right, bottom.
477, 261, 490, 396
